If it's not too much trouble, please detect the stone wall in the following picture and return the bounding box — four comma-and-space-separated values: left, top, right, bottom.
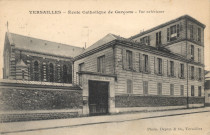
0, 86, 82, 111
115, 95, 204, 107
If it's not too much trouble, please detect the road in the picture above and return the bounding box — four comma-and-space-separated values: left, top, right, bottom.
2, 111, 210, 135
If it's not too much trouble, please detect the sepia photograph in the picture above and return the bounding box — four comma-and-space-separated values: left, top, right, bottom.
0, 0, 209, 135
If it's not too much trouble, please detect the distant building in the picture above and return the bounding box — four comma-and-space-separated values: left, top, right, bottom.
3, 32, 84, 83
205, 71, 210, 106
2, 15, 206, 116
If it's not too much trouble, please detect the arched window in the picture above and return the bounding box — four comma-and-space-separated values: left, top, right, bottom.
34, 61, 39, 81
22, 70, 25, 80
63, 65, 68, 83
49, 63, 54, 82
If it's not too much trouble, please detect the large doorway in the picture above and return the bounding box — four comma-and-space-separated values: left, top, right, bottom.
88, 80, 109, 115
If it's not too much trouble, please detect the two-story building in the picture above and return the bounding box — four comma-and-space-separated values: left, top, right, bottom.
73, 15, 205, 115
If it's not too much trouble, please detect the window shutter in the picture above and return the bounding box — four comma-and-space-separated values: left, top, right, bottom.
132, 51, 136, 71
195, 67, 197, 80
195, 27, 198, 41
188, 45, 191, 58
177, 24, 180, 38
148, 55, 151, 73
201, 69, 204, 81
189, 66, 191, 79
167, 60, 170, 76
193, 26, 196, 40
122, 48, 127, 69
139, 53, 142, 72
156, 57, 158, 74
142, 54, 145, 72
167, 28, 170, 42
180, 22, 183, 31
178, 63, 180, 78
154, 56, 156, 74
162, 59, 164, 76
102, 56, 106, 73
148, 36, 150, 45
174, 62, 178, 77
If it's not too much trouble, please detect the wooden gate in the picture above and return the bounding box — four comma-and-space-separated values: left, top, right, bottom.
88, 80, 109, 115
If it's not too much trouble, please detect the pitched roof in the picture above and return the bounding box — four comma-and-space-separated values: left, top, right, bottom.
16, 59, 27, 67
6, 32, 84, 58
74, 33, 203, 67
83, 33, 128, 53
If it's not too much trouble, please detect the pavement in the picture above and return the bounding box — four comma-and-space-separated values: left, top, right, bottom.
0, 107, 210, 134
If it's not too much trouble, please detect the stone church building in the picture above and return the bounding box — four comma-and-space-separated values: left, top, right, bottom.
1, 15, 206, 117
3, 32, 84, 83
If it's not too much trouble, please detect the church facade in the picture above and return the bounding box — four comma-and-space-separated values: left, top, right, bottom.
2, 15, 206, 116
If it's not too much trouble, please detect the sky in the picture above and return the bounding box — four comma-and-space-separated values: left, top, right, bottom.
0, 0, 209, 78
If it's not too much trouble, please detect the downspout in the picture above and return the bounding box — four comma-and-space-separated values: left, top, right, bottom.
186, 18, 189, 109
72, 61, 74, 85
113, 44, 116, 75
187, 62, 189, 108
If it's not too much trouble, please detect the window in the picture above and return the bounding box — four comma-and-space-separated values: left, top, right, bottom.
127, 79, 133, 94
156, 31, 161, 46
198, 68, 202, 81
126, 50, 132, 70
157, 83, 162, 95
180, 63, 184, 78
22, 70, 25, 80
170, 61, 174, 76
190, 45, 194, 60
79, 63, 85, 72
190, 25, 194, 40
97, 55, 105, 73
191, 66, 195, 80
63, 65, 68, 83
143, 81, 148, 95
170, 84, 174, 96
208, 94, 210, 97
180, 85, 184, 96
191, 85, 194, 96
198, 28, 201, 42
167, 24, 180, 42
198, 86, 201, 97
34, 61, 39, 81
49, 63, 54, 82
143, 54, 149, 72
198, 48, 201, 63
78, 63, 84, 86
157, 58, 162, 74
140, 36, 150, 45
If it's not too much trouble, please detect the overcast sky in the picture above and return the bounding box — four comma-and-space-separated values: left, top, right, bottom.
0, 0, 209, 78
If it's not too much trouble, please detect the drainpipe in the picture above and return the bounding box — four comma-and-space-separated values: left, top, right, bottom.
112, 44, 116, 75
72, 61, 74, 86
186, 18, 189, 109
186, 62, 189, 109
